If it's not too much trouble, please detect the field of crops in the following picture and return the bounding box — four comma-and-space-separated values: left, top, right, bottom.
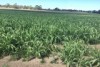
0, 10, 100, 67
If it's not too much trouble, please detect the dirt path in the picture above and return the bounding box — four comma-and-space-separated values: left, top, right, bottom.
0, 56, 66, 67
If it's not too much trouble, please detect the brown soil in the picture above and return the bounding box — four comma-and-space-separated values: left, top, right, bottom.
0, 56, 66, 67
89, 44, 100, 49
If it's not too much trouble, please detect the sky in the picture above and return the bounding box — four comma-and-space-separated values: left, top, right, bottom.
0, 0, 100, 10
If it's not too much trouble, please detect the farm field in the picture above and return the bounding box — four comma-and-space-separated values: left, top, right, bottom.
0, 10, 100, 67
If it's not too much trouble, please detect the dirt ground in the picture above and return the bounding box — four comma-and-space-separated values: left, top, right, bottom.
0, 56, 66, 67
89, 44, 100, 49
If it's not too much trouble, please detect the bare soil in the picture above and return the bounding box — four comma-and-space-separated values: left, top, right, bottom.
89, 44, 100, 49
0, 56, 66, 67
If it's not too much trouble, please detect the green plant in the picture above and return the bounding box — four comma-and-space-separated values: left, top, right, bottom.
2, 64, 9, 67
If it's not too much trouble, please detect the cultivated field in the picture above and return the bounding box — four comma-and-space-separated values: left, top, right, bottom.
0, 10, 100, 67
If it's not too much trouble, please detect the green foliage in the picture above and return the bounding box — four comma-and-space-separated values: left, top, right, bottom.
0, 10, 100, 66
2, 64, 9, 67
60, 40, 87, 66
60, 40, 100, 67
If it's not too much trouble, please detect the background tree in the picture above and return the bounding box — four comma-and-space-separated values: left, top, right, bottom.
34, 5, 42, 10
23, 5, 28, 9
18, 5, 24, 9
97, 10, 100, 14
47, 8, 51, 10
54, 7, 60, 11
5, 3, 10, 8
13, 3, 19, 9
92, 10, 97, 13
29, 5, 33, 9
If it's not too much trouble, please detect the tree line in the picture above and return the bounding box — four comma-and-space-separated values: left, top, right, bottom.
92, 10, 100, 14
0, 3, 100, 14
53, 7, 100, 14
0, 3, 42, 10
